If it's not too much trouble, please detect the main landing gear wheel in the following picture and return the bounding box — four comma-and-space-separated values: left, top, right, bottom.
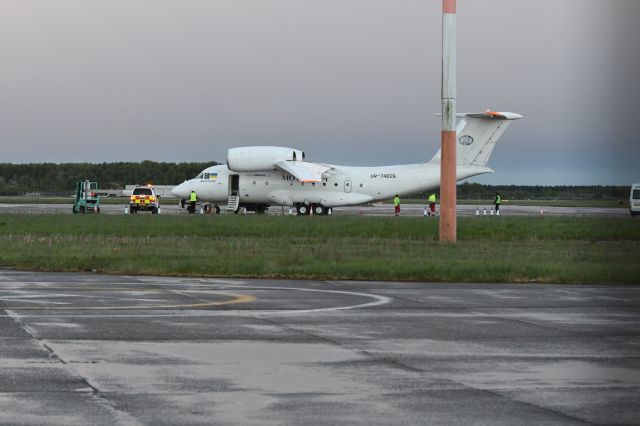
313, 205, 324, 215
296, 205, 309, 215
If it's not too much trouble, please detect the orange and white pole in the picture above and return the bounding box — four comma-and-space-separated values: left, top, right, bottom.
440, 0, 457, 242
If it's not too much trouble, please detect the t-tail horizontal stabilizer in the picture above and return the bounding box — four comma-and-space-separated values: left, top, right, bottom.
430, 110, 522, 166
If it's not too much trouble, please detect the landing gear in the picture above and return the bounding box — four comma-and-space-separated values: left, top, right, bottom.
202, 204, 221, 214
295, 204, 330, 215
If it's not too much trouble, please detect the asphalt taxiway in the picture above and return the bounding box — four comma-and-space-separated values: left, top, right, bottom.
0, 202, 630, 217
1, 270, 639, 425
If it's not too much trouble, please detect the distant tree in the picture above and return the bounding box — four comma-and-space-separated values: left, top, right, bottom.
0, 161, 217, 193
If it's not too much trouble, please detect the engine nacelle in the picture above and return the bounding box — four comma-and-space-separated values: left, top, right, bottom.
227, 146, 305, 172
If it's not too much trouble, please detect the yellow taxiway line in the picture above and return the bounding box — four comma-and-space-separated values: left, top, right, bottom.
0, 289, 256, 310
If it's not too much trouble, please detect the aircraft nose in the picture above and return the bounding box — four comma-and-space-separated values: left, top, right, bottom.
171, 181, 190, 199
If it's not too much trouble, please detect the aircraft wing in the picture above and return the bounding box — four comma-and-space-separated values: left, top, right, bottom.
275, 161, 332, 183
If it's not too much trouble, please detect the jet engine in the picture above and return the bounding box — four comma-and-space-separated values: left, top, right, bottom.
226, 146, 305, 172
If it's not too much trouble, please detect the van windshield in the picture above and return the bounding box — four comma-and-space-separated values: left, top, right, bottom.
132, 188, 153, 196
633, 189, 640, 200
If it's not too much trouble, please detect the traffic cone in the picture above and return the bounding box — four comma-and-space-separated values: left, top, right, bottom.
288, 206, 293, 215
483, 208, 487, 216
496, 209, 499, 216
328, 208, 332, 215
475, 207, 479, 217
490, 209, 494, 216
158, 208, 161, 214
124, 206, 128, 214
424, 206, 428, 217
539, 208, 544, 217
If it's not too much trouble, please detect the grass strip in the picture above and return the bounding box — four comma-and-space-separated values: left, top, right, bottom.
0, 214, 638, 283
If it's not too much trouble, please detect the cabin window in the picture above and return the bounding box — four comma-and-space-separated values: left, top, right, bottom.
322, 183, 326, 187
359, 183, 363, 187
312, 182, 316, 187
334, 183, 338, 187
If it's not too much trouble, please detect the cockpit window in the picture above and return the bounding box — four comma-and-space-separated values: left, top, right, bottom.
204, 173, 210, 179
633, 189, 640, 200
196, 172, 204, 179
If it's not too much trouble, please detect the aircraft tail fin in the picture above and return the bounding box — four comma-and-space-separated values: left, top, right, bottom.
430, 111, 522, 166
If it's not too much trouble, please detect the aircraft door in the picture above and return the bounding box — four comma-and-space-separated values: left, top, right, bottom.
344, 179, 352, 193
229, 174, 239, 196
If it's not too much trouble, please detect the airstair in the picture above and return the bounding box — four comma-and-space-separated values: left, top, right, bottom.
227, 195, 240, 213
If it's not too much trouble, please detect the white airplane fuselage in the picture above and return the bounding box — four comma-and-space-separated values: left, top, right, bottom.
172, 162, 491, 208
171, 111, 521, 212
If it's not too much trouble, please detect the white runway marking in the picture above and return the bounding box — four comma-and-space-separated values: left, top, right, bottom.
0, 284, 392, 318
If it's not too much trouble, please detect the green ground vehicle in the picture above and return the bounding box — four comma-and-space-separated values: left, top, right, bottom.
73, 180, 100, 214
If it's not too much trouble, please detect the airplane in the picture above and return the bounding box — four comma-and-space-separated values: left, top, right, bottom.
171, 110, 522, 215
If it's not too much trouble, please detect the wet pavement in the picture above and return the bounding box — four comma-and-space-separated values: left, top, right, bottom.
0, 202, 630, 217
0, 270, 639, 425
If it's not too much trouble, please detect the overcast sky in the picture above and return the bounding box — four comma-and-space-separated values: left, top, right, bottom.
1, 0, 639, 184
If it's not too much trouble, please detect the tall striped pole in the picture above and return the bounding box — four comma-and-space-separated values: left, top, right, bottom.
440, 0, 457, 242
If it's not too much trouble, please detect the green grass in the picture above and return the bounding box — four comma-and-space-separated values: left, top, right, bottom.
0, 214, 638, 283
0, 196, 627, 208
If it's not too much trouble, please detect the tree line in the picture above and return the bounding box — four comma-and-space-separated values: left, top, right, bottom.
0, 162, 630, 199
423, 182, 629, 201
0, 161, 216, 194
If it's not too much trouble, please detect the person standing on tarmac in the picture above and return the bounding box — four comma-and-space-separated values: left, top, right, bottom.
494, 192, 501, 213
189, 190, 197, 213
428, 193, 437, 216
393, 194, 401, 216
